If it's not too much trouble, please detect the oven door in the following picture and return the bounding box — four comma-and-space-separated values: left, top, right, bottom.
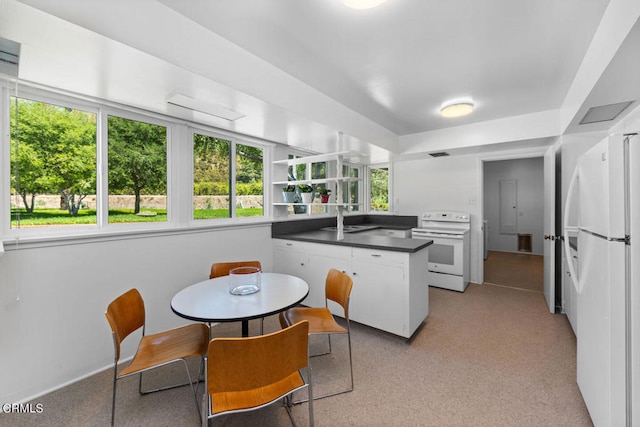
412, 230, 465, 276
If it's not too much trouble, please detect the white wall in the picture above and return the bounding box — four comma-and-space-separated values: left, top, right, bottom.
0, 225, 273, 404
393, 147, 549, 285
394, 154, 483, 284
483, 157, 544, 254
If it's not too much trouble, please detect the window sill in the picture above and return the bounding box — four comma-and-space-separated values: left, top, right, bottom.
1, 219, 273, 250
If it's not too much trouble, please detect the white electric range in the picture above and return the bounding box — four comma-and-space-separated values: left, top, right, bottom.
411, 211, 471, 292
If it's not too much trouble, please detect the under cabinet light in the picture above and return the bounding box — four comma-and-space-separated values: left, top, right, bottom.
167, 93, 244, 121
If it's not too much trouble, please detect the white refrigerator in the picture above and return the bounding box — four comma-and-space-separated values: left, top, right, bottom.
564, 134, 638, 426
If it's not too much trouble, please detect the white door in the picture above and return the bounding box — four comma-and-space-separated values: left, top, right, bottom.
543, 146, 556, 313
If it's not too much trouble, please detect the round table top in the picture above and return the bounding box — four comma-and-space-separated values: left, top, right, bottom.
171, 272, 309, 323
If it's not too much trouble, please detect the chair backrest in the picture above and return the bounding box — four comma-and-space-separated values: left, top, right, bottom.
325, 268, 353, 318
210, 260, 262, 279
207, 320, 309, 405
105, 288, 145, 361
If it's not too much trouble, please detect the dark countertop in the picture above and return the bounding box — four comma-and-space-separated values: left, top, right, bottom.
272, 214, 430, 253
273, 229, 431, 253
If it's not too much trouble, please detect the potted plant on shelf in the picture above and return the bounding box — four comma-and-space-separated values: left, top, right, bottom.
282, 184, 296, 203
318, 187, 331, 203
298, 184, 314, 204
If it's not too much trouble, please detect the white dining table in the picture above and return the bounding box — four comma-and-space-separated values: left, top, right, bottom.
171, 272, 309, 337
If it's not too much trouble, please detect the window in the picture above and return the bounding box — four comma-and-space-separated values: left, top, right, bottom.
10, 96, 97, 228
235, 143, 264, 218
3, 84, 270, 239
369, 165, 389, 212
342, 163, 361, 212
107, 115, 167, 223
193, 132, 264, 220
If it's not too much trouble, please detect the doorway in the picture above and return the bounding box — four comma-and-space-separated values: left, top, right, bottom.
482, 157, 545, 292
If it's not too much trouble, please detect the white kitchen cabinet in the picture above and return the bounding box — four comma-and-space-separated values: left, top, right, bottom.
350, 252, 406, 336
273, 240, 349, 308
273, 239, 429, 338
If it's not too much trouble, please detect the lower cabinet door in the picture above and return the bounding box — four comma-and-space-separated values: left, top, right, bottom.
273, 247, 311, 303
349, 260, 405, 336
307, 255, 350, 312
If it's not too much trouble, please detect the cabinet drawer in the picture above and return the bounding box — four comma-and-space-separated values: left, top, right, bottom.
273, 239, 351, 258
351, 247, 407, 266
273, 239, 307, 250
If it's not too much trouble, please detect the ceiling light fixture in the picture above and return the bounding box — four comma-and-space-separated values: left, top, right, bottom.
341, 0, 387, 10
440, 99, 474, 118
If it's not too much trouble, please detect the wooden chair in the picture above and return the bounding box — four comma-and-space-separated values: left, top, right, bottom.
210, 260, 264, 334
105, 288, 209, 426
279, 268, 354, 402
202, 320, 314, 426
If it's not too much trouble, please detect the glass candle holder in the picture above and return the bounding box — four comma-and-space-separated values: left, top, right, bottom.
228, 266, 261, 295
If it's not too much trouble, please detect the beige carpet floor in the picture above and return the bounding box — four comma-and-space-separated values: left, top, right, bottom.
1, 284, 592, 427
484, 250, 544, 293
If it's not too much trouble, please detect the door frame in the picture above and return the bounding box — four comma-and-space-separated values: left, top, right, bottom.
477, 147, 554, 311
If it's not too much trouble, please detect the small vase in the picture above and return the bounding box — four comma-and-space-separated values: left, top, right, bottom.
282, 191, 296, 203
321, 194, 330, 203
301, 193, 313, 204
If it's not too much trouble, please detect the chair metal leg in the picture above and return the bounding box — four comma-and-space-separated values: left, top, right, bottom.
284, 382, 314, 426
293, 328, 353, 404
133, 358, 201, 417
111, 363, 118, 426
202, 356, 209, 427
307, 365, 315, 427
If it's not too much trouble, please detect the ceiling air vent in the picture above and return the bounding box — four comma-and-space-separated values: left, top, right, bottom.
0, 37, 20, 77
429, 152, 450, 157
579, 101, 634, 125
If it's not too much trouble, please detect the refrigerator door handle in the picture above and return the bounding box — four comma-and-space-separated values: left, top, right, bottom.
563, 166, 582, 294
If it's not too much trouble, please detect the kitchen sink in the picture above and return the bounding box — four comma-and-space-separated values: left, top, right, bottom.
320, 225, 379, 233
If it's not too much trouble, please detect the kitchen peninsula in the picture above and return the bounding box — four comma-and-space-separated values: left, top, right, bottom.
272, 215, 432, 338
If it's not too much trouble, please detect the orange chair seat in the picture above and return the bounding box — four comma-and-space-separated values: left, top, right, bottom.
210, 371, 305, 414
119, 323, 209, 377
280, 307, 346, 335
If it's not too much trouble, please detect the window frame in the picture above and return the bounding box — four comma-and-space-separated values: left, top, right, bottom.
0, 81, 273, 245
101, 107, 173, 229
189, 127, 270, 226
3, 85, 101, 238
367, 162, 392, 214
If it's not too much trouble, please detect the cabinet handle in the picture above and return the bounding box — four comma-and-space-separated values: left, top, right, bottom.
300, 263, 305, 266
286, 243, 293, 246
352, 272, 357, 276
370, 254, 382, 257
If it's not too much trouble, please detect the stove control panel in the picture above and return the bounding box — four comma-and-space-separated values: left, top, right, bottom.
421, 211, 470, 222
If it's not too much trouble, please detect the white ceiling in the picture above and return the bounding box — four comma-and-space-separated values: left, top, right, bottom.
157, 0, 607, 135
2, 0, 640, 162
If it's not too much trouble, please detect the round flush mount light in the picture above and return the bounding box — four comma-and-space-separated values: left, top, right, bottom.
341, 0, 388, 9
440, 99, 474, 118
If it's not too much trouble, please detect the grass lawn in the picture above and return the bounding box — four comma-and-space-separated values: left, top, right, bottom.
11, 207, 264, 226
